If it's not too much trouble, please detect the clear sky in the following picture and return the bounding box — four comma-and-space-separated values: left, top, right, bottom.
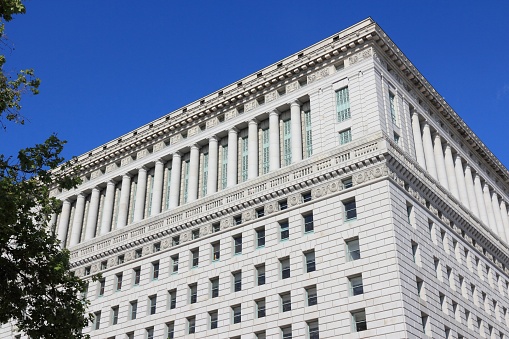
2, 1, 508, 170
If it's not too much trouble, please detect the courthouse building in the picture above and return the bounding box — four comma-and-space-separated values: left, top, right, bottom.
6, 18, 509, 338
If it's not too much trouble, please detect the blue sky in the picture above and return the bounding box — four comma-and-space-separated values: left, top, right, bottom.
2, 1, 508, 169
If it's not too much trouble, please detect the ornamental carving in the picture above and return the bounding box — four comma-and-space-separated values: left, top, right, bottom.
106, 163, 118, 173
348, 48, 372, 66
206, 118, 219, 129
107, 257, 116, 268
125, 251, 134, 262
286, 81, 299, 93
328, 181, 341, 193
188, 125, 199, 137
265, 91, 278, 103
200, 224, 211, 236
220, 217, 233, 230
353, 165, 387, 184
170, 134, 182, 145
440, 215, 449, 225
142, 245, 151, 255
91, 263, 99, 274
91, 169, 102, 179
307, 67, 331, 84
162, 239, 171, 249
288, 193, 302, 208
121, 156, 133, 166
137, 149, 148, 159
153, 141, 165, 152
181, 231, 190, 242
244, 100, 258, 112
225, 109, 238, 121
242, 209, 255, 222
264, 201, 279, 215
75, 267, 84, 277
311, 185, 327, 199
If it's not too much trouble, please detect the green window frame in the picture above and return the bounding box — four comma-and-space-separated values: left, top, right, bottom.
336, 87, 351, 122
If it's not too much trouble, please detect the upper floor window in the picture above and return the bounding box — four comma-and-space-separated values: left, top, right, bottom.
280, 258, 290, 279
256, 227, 266, 248
339, 128, 352, 145
280, 221, 289, 241
305, 251, 316, 273
304, 213, 314, 233
191, 248, 199, 268
344, 198, 357, 221
133, 267, 141, 285
346, 238, 360, 261
171, 254, 179, 274
336, 87, 351, 122
212, 242, 220, 261
389, 91, 398, 125
233, 271, 242, 292
151, 261, 159, 280
233, 234, 242, 255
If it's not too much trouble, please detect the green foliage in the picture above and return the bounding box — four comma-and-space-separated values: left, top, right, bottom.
0, 1, 93, 338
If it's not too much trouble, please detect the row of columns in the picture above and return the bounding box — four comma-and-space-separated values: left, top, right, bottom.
411, 112, 509, 243
55, 100, 306, 248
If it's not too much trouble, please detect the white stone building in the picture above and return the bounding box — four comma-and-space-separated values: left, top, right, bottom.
5, 18, 509, 338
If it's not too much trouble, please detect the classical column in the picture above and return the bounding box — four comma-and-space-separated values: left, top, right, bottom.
433, 134, 449, 189
208, 136, 218, 195
422, 122, 438, 180
49, 213, 57, 233
84, 187, 100, 240
464, 165, 479, 217
491, 193, 507, 241
500, 201, 509, 243
269, 110, 280, 171
227, 128, 238, 187
57, 199, 71, 247
411, 112, 426, 168
168, 152, 182, 209
69, 193, 86, 246
133, 167, 147, 223
248, 119, 258, 179
474, 175, 489, 226
290, 100, 303, 163
151, 159, 164, 214
100, 180, 115, 235
188, 144, 200, 202
453, 155, 469, 209
116, 174, 132, 228
443, 146, 458, 198
483, 184, 496, 231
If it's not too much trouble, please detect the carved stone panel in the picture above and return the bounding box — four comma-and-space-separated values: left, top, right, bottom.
188, 125, 200, 137
107, 257, 116, 268
142, 245, 151, 256
311, 185, 328, 200
162, 238, 171, 249
200, 224, 211, 237
220, 217, 234, 230
244, 99, 258, 112
307, 66, 331, 84
242, 209, 255, 222
170, 134, 182, 145
346, 48, 372, 67
121, 156, 133, 167
153, 141, 165, 152
206, 117, 219, 129
106, 163, 118, 173
288, 193, 303, 208
91, 169, 102, 179
91, 263, 99, 274
286, 81, 299, 93
137, 149, 148, 159
354, 165, 387, 185
225, 109, 238, 120
265, 90, 278, 103
264, 201, 279, 215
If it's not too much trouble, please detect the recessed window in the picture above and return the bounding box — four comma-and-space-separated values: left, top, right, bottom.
212, 222, 220, 233
152, 261, 160, 280
100, 261, 107, 270
234, 215, 242, 225
280, 220, 289, 241
209, 310, 218, 329
84, 266, 91, 276
281, 325, 292, 339
148, 295, 157, 315
344, 198, 357, 221
135, 248, 142, 258
133, 267, 141, 285
339, 128, 352, 145
189, 283, 197, 304
256, 227, 265, 248
233, 271, 242, 292
280, 257, 290, 279
349, 274, 364, 296
421, 312, 429, 335
352, 309, 367, 332
146, 327, 154, 339
153, 242, 161, 252
191, 248, 199, 268
115, 273, 123, 291
394, 132, 400, 144
304, 213, 314, 233
187, 316, 196, 334
192, 229, 200, 240
256, 264, 266, 286
336, 87, 351, 122
256, 298, 266, 318
233, 234, 243, 255
302, 191, 312, 202
346, 238, 360, 261
168, 289, 177, 309
126, 332, 134, 339
111, 306, 119, 325
256, 208, 265, 218
93, 311, 101, 330
210, 277, 219, 298
279, 199, 288, 210
117, 255, 124, 265
305, 250, 316, 273
172, 235, 180, 246
130, 300, 138, 320
280, 292, 291, 312
342, 177, 353, 189
171, 254, 179, 274
306, 285, 317, 306
416, 277, 424, 298
308, 320, 319, 339
212, 242, 220, 261
232, 305, 241, 324
98, 279, 105, 297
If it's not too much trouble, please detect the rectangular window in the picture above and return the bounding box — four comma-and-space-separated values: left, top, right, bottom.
133, 267, 141, 285
261, 127, 270, 175
211, 277, 219, 298
349, 275, 364, 296
202, 152, 209, 197
171, 254, 179, 274
256, 207, 265, 218
153, 242, 161, 252
164, 166, 172, 210
393, 132, 400, 144
352, 309, 367, 332
117, 255, 124, 265
209, 310, 218, 329
187, 316, 196, 334
212, 242, 220, 261
256, 331, 266, 339
389, 91, 397, 125
256, 298, 266, 318
212, 222, 220, 233
411, 241, 419, 264
94, 311, 101, 330
344, 198, 357, 221
168, 289, 177, 309
149, 295, 157, 315
342, 177, 353, 189
304, 213, 314, 233
116, 273, 123, 291
126, 332, 134, 339
172, 235, 180, 246
305, 251, 316, 273
421, 313, 429, 335
416, 277, 424, 298
256, 227, 265, 248
339, 128, 352, 145
280, 292, 291, 312
336, 87, 351, 122
346, 238, 360, 261
241, 136, 249, 182
191, 248, 199, 268
233, 234, 242, 255
302, 191, 312, 203
281, 325, 292, 339
152, 261, 159, 280
234, 214, 242, 225
303, 105, 313, 157
282, 118, 292, 166
256, 264, 266, 286
130, 300, 137, 320
98, 279, 105, 296
279, 199, 288, 210
146, 327, 154, 339
233, 271, 242, 292
308, 320, 319, 339
221, 144, 228, 189
280, 258, 290, 279
232, 304, 242, 324
183, 158, 190, 203
111, 306, 119, 325
189, 283, 197, 304
280, 221, 289, 241
306, 285, 317, 306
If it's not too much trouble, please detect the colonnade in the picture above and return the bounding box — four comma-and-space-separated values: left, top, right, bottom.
411, 112, 509, 243
54, 100, 310, 248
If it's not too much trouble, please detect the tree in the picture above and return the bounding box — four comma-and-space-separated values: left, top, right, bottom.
0, 1, 92, 338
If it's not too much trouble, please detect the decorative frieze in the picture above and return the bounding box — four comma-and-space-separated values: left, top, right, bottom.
170, 134, 182, 145
137, 149, 148, 159
121, 156, 133, 167
153, 141, 165, 152
307, 66, 333, 84
264, 201, 279, 215
90, 169, 102, 180
244, 99, 259, 112
347, 48, 373, 67
242, 209, 255, 222
105, 163, 118, 173
206, 117, 219, 129
286, 81, 300, 93
353, 165, 387, 184
220, 216, 233, 230
187, 125, 200, 137
265, 90, 278, 103
288, 193, 303, 208
225, 109, 238, 121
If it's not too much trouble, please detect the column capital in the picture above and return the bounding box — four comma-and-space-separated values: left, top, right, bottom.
77, 193, 85, 199
122, 173, 132, 179
269, 109, 280, 117
107, 179, 116, 186
172, 151, 182, 159
209, 135, 218, 142
155, 158, 165, 165
62, 199, 71, 205
248, 118, 258, 125
290, 99, 301, 107
92, 187, 101, 193
138, 166, 148, 173
190, 143, 201, 151
411, 110, 420, 118
229, 127, 239, 134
